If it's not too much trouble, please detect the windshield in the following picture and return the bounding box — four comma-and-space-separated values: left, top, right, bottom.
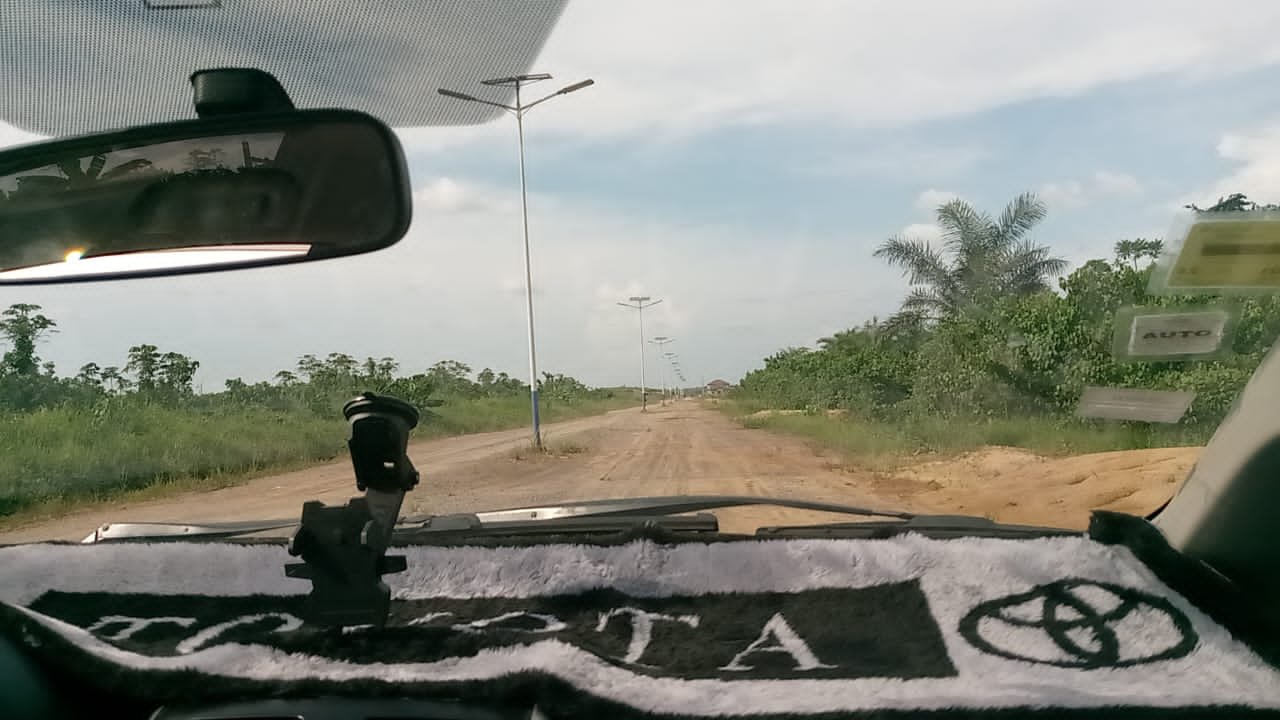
3, 2, 1280, 543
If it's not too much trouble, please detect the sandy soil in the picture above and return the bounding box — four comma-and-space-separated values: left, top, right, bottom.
876, 445, 1198, 526
0, 401, 1199, 543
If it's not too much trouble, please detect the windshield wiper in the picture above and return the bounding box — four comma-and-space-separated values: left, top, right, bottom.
462, 494, 914, 523
755, 515, 1077, 539
83, 495, 912, 543
81, 513, 723, 543
81, 518, 298, 543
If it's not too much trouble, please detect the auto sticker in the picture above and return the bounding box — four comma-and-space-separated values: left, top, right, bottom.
1113, 307, 1232, 361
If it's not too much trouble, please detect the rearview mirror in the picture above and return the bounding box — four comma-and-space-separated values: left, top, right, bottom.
0, 109, 411, 283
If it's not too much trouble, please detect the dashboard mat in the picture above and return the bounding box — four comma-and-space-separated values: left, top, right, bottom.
0, 512, 1277, 719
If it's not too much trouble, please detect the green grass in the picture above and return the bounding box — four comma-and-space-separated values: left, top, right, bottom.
720, 400, 1210, 471
0, 393, 636, 526
507, 438, 590, 462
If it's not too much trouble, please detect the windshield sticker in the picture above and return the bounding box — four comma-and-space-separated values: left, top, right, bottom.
1153, 212, 1280, 293
1112, 306, 1234, 362
1076, 386, 1195, 424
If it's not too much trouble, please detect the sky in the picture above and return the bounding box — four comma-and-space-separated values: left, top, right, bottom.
8, 0, 1280, 390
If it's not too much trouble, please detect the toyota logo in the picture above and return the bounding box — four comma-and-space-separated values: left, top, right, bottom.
959, 579, 1197, 668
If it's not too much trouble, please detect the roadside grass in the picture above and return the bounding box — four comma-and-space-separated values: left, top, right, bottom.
720, 400, 1210, 471
508, 438, 591, 462
552, 440, 589, 456
0, 394, 635, 528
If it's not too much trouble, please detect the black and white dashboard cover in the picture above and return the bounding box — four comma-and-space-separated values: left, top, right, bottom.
0, 512, 1277, 718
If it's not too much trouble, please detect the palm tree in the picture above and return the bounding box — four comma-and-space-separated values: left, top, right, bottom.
874, 192, 1065, 327
1113, 238, 1163, 270
11, 155, 155, 196
99, 366, 129, 394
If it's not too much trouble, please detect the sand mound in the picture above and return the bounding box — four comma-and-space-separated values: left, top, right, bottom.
887, 445, 1201, 529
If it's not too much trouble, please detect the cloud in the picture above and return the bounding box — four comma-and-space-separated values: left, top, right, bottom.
1093, 170, 1143, 196
414, 177, 513, 214
914, 189, 963, 213
1040, 171, 1142, 208
460, 0, 1280, 144
901, 222, 945, 248
1039, 180, 1088, 208
14, 1, 1280, 171
1185, 123, 1280, 206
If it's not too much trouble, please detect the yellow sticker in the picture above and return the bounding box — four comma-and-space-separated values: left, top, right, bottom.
1167, 219, 1280, 288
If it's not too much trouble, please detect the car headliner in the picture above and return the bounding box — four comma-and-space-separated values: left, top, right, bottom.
0, 0, 566, 135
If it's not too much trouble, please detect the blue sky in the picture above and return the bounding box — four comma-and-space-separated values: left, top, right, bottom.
9, 0, 1280, 390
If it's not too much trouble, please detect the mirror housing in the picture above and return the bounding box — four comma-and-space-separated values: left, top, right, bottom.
0, 107, 412, 283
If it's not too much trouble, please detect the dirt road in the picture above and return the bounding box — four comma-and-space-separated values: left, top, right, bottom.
0, 401, 1199, 542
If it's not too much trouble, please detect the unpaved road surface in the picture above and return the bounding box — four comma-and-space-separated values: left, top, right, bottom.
0, 401, 1199, 542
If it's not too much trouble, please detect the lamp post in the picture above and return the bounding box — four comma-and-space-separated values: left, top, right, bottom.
617, 296, 662, 410
438, 74, 594, 448
650, 336, 674, 404
665, 353, 684, 398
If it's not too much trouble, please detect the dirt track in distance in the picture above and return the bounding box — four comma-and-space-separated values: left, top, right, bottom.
0, 401, 1199, 543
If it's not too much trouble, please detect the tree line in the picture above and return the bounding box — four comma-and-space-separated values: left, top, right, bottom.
738, 192, 1280, 429
0, 303, 606, 417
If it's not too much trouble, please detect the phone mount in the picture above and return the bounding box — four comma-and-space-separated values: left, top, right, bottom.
284, 392, 420, 627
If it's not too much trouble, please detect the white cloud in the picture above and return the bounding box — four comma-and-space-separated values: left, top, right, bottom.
1040, 171, 1143, 208
1093, 170, 1143, 196
901, 222, 945, 248
413, 177, 514, 214
403, 0, 1280, 147
914, 189, 963, 213
1186, 123, 1280, 206
1039, 179, 1088, 208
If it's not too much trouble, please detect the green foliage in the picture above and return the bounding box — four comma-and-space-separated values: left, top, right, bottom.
0, 303, 56, 377
1185, 192, 1280, 213
738, 340, 915, 414
736, 192, 1280, 451
0, 391, 636, 519
874, 193, 1067, 328
0, 398, 343, 517
0, 305, 623, 520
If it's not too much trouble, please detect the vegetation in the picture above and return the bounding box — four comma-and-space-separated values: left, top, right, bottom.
732, 192, 1280, 461
873, 193, 1067, 330
0, 308, 629, 520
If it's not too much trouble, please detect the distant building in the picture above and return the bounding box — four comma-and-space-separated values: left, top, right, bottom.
705, 379, 733, 395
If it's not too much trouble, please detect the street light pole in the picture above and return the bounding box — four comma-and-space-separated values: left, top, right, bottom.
512, 82, 542, 449
438, 74, 594, 449
664, 351, 680, 399
617, 296, 662, 410
666, 353, 686, 398
650, 336, 674, 405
